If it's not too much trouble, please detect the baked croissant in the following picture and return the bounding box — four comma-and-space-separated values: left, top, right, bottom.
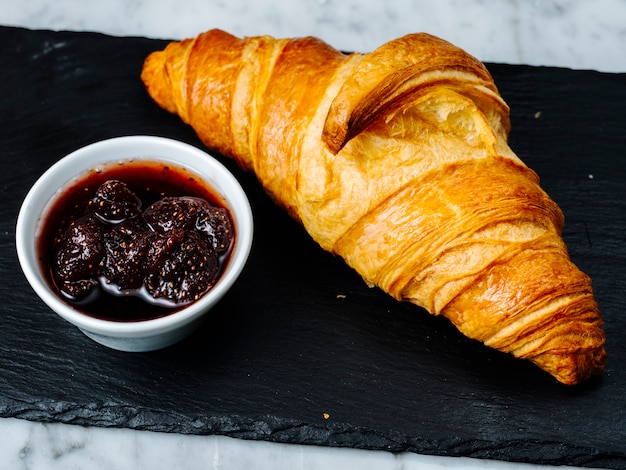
141, 29, 606, 385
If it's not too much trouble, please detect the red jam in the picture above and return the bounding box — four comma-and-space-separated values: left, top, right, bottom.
38, 160, 235, 322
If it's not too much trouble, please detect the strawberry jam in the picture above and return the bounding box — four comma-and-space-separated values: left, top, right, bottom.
38, 160, 235, 322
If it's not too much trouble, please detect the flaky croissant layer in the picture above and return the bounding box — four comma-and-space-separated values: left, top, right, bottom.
141, 29, 606, 384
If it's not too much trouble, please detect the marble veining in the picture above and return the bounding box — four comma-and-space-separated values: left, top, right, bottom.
1, 0, 622, 468
2, 417, 582, 470
2, 0, 626, 72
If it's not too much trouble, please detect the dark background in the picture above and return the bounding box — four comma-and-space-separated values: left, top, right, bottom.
1, 26, 625, 468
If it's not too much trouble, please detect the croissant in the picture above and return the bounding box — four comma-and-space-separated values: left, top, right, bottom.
141, 29, 606, 385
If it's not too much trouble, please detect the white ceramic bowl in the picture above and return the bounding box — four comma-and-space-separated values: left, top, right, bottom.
16, 136, 253, 352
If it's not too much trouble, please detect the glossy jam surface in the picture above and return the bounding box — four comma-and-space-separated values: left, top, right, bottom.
38, 160, 235, 322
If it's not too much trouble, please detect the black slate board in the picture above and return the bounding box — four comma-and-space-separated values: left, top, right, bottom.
1, 26, 625, 468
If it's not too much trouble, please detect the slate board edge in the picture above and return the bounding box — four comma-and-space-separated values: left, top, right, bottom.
2, 396, 623, 469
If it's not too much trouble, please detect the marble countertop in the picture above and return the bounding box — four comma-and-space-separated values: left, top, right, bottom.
3, 0, 626, 73
2, 1, 623, 468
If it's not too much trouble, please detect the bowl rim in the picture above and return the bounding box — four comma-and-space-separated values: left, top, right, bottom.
15, 135, 253, 338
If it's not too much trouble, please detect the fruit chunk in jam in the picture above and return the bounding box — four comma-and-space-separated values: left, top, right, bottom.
42, 162, 235, 321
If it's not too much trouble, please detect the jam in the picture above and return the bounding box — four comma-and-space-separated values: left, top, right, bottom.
38, 160, 235, 322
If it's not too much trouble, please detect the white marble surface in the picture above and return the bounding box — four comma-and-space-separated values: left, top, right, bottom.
3, 0, 626, 72
4, 416, 581, 470
1, 0, 623, 468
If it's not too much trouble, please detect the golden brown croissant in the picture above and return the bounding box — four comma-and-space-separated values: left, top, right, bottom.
141, 29, 607, 385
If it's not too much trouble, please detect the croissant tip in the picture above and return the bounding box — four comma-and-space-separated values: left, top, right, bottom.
141, 50, 177, 115
539, 347, 608, 386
